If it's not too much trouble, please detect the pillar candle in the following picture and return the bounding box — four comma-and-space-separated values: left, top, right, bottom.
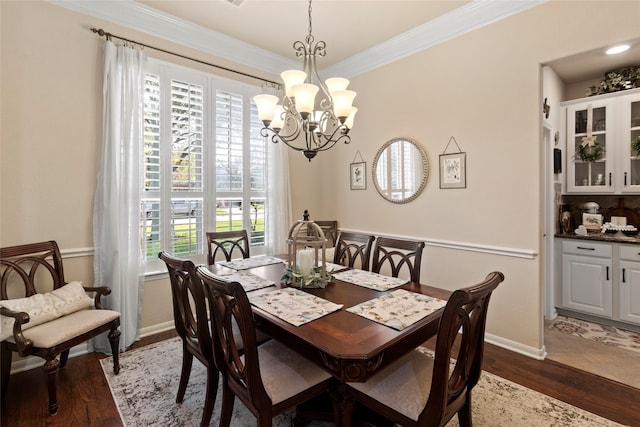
297, 248, 314, 277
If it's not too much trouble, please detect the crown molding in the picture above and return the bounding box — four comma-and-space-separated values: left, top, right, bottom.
325, 0, 547, 78
49, 0, 298, 77
50, 0, 545, 79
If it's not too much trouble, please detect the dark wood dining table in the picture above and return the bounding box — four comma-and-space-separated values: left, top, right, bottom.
206, 260, 450, 383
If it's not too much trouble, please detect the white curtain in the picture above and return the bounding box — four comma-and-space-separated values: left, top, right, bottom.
267, 141, 292, 255
93, 40, 146, 353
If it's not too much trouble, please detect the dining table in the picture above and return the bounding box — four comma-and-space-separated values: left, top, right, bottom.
205, 256, 451, 424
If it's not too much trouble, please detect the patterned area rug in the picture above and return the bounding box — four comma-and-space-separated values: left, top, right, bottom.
550, 316, 640, 355
100, 338, 624, 427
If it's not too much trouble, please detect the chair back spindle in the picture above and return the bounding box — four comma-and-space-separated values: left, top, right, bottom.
206, 230, 250, 265
371, 236, 425, 283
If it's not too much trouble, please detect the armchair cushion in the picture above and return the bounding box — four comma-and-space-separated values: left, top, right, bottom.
0, 281, 93, 341
6, 308, 120, 348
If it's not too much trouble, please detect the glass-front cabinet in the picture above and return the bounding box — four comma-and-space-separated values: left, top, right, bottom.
622, 93, 640, 192
563, 88, 640, 194
566, 100, 613, 193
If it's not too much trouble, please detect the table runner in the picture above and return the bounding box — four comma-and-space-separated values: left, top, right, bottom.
248, 287, 343, 327
332, 269, 408, 291
347, 289, 447, 331
208, 270, 275, 292
217, 255, 285, 270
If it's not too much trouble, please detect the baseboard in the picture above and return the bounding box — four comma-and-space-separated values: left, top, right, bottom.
486, 332, 547, 360
9, 343, 90, 374
139, 320, 175, 338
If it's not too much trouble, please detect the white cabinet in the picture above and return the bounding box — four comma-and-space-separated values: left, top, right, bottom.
563, 88, 640, 194
620, 93, 640, 191
561, 240, 613, 317
619, 245, 640, 324
560, 239, 640, 326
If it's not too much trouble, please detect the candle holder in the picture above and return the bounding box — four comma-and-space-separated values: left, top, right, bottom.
283, 210, 331, 288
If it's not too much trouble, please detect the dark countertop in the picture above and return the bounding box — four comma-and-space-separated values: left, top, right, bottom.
556, 232, 640, 245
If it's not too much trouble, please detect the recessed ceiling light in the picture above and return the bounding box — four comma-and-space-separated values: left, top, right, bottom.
606, 44, 630, 55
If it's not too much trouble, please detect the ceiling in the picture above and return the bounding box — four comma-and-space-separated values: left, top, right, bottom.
58, 0, 639, 84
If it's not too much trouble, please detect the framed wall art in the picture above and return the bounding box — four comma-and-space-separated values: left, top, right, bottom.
439, 136, 466, 189
350, 162, 366, 190
439, 152, 466, 189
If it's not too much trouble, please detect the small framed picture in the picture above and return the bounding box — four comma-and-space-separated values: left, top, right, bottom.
350, 162, 366, 190
439, 152, 466, 189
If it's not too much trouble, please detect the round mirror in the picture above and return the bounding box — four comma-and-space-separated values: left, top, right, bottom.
372, 137, 428, 204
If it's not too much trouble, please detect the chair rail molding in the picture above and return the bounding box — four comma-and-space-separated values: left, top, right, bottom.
340, 228, 538, 260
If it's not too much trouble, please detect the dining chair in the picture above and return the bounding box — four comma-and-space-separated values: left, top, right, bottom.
343, 271, 505, 427
196, 266, 338, 427
158, 251, 218, 427
333, 231, 375, 270
206, 230, 250, 265
371, 236, 425, 283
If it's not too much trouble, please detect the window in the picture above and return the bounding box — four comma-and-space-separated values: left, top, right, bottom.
141, 59, 267, 268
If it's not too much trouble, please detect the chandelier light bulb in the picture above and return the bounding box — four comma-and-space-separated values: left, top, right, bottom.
271, 105, 285, 131
345, 107, 358, 130
331, 90, 357, 120
325, 77, 350, 92
253, 94, 279, 125
292, 83, 319, 116
281, 70, 307, 97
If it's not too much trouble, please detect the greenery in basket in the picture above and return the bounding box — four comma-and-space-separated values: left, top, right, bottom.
281, 266, 331, 289
575, 139, 605, 162
633, 136, 640, 156
586, 66, 640, 96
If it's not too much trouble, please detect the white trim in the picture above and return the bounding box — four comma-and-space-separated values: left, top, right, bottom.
486, 332, 547, 360
48, 0, 546, 79
139, 320, 175, 338
49, 0, 297, 77
9, 343, 90, 374
60, 246, 94, 258
340, 228, 538, 260
326, 0, 547, 78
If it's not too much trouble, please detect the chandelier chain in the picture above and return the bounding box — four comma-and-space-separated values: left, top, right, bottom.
307, 0, 313, 40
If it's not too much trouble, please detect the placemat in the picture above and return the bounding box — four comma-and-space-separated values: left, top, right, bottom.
347, 289, 447, 331
208, 270, 275, 292
217, 255, 285, 270
249, 287, 343, 327
322, 262, 347, 273
332, 269, 408, 291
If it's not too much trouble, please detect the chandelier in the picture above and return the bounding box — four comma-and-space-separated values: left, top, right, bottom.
253, 0, 357, 161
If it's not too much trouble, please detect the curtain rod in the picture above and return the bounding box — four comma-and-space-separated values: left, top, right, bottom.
90, 28, 280, 87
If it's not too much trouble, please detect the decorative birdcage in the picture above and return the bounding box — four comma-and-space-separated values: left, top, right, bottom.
283, 210, 331, 288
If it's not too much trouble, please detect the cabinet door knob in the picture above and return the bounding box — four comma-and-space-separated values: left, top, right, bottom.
609, 172, 612, 186
622, 268, 626, 283
577, 246, 596, 250
606, 266, 610, 281
624, 172, 628, 186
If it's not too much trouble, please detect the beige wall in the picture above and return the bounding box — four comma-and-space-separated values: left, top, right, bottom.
2, 1, 640, 354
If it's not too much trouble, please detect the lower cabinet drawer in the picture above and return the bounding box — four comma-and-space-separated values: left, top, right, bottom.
562, 240, 612, 258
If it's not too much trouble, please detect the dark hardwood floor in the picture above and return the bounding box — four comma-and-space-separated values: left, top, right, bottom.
2, 330, 639, 426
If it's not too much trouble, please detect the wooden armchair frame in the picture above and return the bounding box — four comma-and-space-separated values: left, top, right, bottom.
0, 240, 120, 415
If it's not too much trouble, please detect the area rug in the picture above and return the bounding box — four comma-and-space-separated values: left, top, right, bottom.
100, 338, 624, 427
550, 315, 640, 355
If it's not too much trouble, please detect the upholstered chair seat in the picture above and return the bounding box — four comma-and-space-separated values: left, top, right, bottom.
349, 349, 435, 422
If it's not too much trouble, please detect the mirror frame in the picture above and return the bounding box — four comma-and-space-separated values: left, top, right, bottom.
372, 137, 429, 204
